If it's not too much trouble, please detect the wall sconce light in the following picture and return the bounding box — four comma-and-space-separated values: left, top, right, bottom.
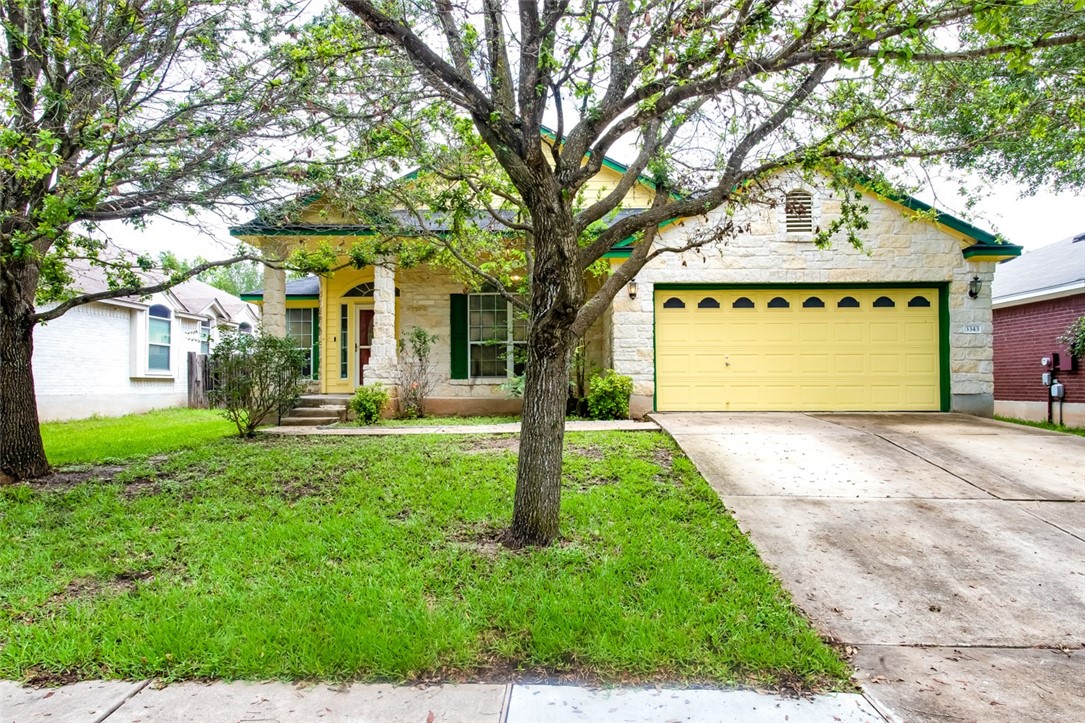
627, 280, 638, 300
967, 275, 981, 300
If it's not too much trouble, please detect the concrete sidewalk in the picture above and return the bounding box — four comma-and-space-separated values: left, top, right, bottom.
263, 420, 660, 435
0, 680, 889, 722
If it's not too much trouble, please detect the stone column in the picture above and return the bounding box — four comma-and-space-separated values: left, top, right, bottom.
261, 240, 287, 337
364, 261, 398, 385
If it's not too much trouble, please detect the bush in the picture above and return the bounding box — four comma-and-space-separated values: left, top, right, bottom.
350, 383, 389, 425
586, 369, 634, 420
398, 327, 438, 419
1057, 316, 1085, 359
209, 332, 305, 437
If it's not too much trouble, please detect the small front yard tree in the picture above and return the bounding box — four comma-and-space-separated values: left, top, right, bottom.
338, 0, 1085, 546
0, 1, 407, 482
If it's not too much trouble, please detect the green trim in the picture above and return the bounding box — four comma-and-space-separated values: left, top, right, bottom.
449, 294, 469, 380
231, 226, 379, 237
962, 244, 1023, 261
938, 285, 951, 412
654, 282, 946, 290
239, 294, 319, 302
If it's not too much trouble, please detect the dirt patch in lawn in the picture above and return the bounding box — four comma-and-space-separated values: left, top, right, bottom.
564, 443, 604, 460
23, 464, 128, 491
48, 570, 157, 606
460, 437, 520, 454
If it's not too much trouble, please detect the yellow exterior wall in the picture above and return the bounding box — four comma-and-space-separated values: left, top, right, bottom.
317, 267, 402, 394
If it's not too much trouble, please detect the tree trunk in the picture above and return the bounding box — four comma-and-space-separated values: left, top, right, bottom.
0, 260, 50, 483
506, 208, 582, 547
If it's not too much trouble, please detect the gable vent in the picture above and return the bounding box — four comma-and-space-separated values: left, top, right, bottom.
785, 190, 813, 233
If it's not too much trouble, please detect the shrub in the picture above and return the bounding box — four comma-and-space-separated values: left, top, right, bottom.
398, 327, 438, 418
1057, 316, 1085, 359
350, 383, 389, 425
586, 369, 634, 420
209, 332, 305, 437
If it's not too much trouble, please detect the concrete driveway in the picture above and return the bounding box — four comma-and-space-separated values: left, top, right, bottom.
655, 412, 1085, 723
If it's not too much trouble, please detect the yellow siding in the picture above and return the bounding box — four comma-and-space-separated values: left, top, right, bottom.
655, 288, 940, 411
577, 163, 656, 209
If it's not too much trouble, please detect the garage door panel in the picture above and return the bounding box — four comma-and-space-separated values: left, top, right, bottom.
655, 288, 940, 412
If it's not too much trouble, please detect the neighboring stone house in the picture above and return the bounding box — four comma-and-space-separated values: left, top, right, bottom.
236, 153, 1018, 418
992, 233, 1085, 426
33, 261, 261, 421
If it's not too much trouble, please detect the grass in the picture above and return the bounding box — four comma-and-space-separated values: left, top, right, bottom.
0, 432, 849, 689
41, 408, 236, 466
994, 415, 1085, 437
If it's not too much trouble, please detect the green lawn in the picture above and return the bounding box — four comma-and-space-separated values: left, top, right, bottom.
0, 432, 849, 689
994, 415, 1085, 438
41, 408, 236, 466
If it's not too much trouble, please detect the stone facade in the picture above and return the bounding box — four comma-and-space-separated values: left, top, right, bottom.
610, 177, 1000, 416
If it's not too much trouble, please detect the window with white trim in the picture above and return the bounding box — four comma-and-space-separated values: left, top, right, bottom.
199, 319, 211, 355
286, 308, 317, 379
238, 322, 253, 335
468, 290, 526, 378
784, 189, 813, 233
148, 305, 172, 371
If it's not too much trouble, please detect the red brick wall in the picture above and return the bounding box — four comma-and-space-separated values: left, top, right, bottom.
993, 294, 1085, 402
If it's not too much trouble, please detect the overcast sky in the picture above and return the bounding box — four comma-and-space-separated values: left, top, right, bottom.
101, 176, 1082, 263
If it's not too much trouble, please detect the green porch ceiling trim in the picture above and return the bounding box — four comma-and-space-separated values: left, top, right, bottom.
938, 285, 951, 412
239, 294, 319, 302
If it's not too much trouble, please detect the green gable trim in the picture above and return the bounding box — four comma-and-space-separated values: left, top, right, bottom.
962, 244, 1023, 260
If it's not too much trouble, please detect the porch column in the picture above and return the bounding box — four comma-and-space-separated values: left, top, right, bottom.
364, 261, 398, 385
261, 240, 287, 337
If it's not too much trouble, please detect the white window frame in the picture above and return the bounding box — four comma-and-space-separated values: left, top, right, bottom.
468, 292, 525, 379
286, 307, 317, 380
147, 304, 172, 372
199, 318, 212, 355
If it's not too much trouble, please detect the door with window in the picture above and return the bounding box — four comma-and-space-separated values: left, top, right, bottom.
356, 309, 375, 385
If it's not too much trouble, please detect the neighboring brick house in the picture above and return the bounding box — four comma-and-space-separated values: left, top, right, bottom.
238, 155, 1019, 417
33, 261, 261, 421
992, 233, 1085, 426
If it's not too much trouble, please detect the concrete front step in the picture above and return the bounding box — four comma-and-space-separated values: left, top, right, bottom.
279, 416, 338, 427
288, 407, 345, 418
295, 394, 351, 408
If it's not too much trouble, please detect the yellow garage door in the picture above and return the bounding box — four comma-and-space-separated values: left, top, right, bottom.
655, 288, 941, 411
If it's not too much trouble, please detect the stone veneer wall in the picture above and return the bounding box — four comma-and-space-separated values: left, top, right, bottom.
610, 177, 997, 417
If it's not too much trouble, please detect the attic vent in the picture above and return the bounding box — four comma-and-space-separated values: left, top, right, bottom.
785, 190, 813, 233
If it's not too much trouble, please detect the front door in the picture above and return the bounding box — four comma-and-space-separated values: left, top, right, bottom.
357, 309, 375, 386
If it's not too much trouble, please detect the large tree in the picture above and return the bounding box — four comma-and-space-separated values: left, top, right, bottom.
0, 0, 404, 482
337, 0, 1085, 546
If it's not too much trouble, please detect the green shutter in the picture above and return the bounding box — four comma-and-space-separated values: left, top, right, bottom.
450, 294, 468, 379
311, 308, 320, 380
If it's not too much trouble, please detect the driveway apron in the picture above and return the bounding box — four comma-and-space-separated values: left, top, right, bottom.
656, 412, 1085, 723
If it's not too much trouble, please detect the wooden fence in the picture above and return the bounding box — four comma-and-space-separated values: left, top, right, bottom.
187, 352, 210, 408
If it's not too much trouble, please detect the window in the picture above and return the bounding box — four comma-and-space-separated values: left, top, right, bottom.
287, 308, 318, 379
873, 296, 896, 308
148, 305, 172, 371
837, 296, 860, 308
468, 291, 525, 377
662, 297, 685, 309
732, 297, 755, 309
697, 297, 721, 309
238, 322, 253, 335
199, 319, 211, 355
908, 295, 931, 308
785, 189, 813, 233
767, 296, 790, 308
802, 296, 825, 308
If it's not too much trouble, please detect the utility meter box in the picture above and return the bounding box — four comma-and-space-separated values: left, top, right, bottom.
1051, 382, 1065, 399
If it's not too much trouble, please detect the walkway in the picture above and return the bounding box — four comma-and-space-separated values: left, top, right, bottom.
263, 420, 660, 435
1, 679, 887, 722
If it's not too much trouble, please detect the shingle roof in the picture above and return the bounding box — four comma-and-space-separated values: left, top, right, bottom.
241, 275, 320, 299
992, 233, 1085, 301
